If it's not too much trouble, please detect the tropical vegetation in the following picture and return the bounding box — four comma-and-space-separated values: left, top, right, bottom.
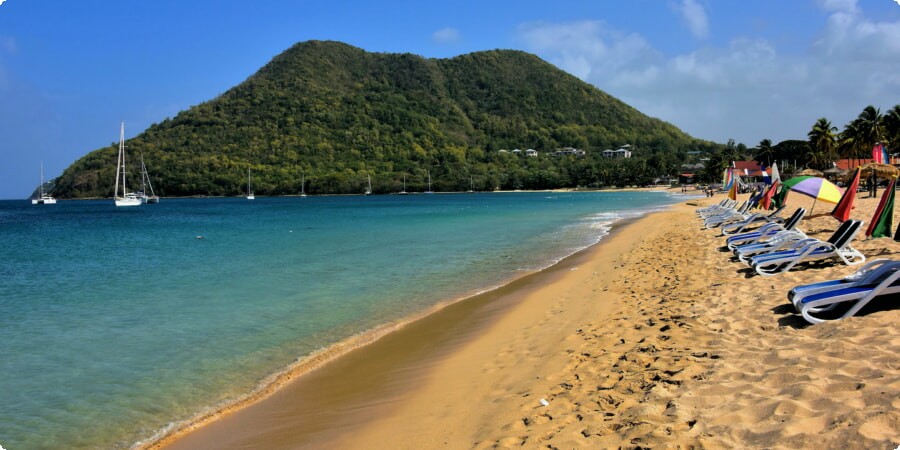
51, 41, 720, 198
699, 104, 900, 183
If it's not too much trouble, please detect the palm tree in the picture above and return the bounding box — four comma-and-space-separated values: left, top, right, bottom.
753, 138, 775, 166
855, 105, 884, 151
808, 118, 837, 167
838, 119, 864, 163
884, 104, 900, 153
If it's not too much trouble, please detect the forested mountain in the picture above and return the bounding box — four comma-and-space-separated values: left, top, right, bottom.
53, 40, 716, 197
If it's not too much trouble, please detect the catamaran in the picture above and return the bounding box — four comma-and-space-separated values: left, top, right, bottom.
114, 122, 141, 207
365, 174, 372, 195
398, 173, 408, 195
246, 168, 255, 200
32, 161, 57, 205
300, 174, 307, 198
424, 170, 434, 194
138, 154, 159, 204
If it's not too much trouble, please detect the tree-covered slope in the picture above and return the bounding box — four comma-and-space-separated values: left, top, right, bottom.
54, 40, 714, 197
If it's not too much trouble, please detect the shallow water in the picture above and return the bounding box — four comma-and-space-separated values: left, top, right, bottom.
0, 192, 680, 449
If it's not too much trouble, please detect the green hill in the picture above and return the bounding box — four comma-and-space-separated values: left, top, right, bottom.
53, 40, 716, 197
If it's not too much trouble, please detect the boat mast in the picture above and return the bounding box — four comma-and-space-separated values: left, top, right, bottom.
120, 122, 127, 196
39, 161, 44, 197
115, 124, 123, 199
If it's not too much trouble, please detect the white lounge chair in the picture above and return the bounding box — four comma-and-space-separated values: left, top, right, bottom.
725, 207, 805, 250
750, 220, 865, 277
704, 202, 753, 228
720, 205, 786, 235
789, 259, 900, 324
699, 200, 741, 220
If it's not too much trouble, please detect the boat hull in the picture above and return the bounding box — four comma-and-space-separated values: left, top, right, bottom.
115, 196, 142, 207
32, 197, 57, 205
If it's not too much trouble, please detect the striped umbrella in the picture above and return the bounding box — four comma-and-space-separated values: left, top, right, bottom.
782, 176, 843, 216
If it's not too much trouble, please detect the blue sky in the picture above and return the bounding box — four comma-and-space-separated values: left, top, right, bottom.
1, 0, 899, 198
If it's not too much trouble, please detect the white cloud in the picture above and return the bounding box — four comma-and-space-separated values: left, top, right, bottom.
515, 9, 900, 145
676, 0, 710, 39
817, 0, 859, 13
517, 21, 660, 82
432, 27, 460, 44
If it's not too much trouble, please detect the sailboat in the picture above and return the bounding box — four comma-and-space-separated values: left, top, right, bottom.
398, 173, 408, 195
246, 168, 255, 200
365, 174, 372, 196
424, 170, 434, 194
138, 154, 159, 204
114, 122, 141, 207
468, 175, 475, 193
300, 174, 307, 198
32, 161, 57, 205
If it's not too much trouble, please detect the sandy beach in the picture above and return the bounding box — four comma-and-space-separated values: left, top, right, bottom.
152, 190, 899, 449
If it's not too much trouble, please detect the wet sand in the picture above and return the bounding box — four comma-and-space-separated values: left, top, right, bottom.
151, 191, 899, 449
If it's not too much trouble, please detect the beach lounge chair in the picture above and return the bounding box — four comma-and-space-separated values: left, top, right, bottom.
721, 205, 787, 235
734, 230, 810, 263
725, 207, 805, 250
697, 199, 731, 215
788, 259, 899, 303
699, 200, 741, 220
788, 259, 900, 324
738, 219, 857, 263
749, 220, 865, 276
698, 200, 731, 218
704, 202, 753, 228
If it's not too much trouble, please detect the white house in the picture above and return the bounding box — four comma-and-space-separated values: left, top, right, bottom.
525, 149, 538, 157
602, 145, 633, 158
552, 147, 586, 157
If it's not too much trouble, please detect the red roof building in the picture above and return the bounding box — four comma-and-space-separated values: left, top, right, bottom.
733, 161, 772, 178
834, 157, 899, 170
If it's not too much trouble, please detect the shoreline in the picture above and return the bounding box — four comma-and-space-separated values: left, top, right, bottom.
16, 185, 684, 202
141, 208, 649, 449
152, 192, 897, 448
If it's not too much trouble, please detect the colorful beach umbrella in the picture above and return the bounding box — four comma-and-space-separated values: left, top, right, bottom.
866, 177, 896, 238
831, 168, 860, 222
782, 176, 843, 216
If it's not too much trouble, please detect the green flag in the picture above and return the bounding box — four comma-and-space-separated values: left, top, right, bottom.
772, 185, 789, 209
870, 180, 895, 238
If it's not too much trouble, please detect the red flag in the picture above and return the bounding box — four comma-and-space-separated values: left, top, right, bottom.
866, 177, 896, 238
760, 180, 780, 210
873, 143, 884, 163
831, 168, 860, 222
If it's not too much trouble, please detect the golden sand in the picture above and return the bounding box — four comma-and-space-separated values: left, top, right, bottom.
154, 190, 899, 449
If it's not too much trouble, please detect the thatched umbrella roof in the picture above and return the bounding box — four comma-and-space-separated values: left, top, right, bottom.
855, 163, 900, 180
794, 168, 824, 177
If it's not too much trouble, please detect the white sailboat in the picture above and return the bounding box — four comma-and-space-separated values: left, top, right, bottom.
138, 154, 159, 204
468, 175, 475, 193
365, 174, 372, 195
246, 168, 255, 200
300, 174, 307, 198
32, 161, 57, 205
114, 122, 141, 207
424, 170, 434, 194
398, 173, 408, 195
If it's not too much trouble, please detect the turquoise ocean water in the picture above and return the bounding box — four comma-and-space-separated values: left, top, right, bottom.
0, 192, 681, 449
